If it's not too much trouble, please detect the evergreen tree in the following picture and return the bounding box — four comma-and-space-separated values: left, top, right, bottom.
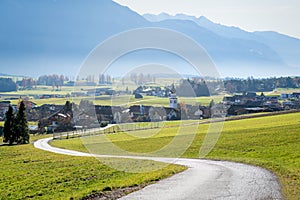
14, 101, 30, 144
209, 99, 215, 108
3, 106, 15, 145
64, 100, 72, 113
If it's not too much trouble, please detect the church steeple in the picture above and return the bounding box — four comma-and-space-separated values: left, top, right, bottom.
169, 84, 178, 109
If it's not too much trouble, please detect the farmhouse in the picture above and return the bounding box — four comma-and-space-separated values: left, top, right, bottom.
87, 88, 115, 96
0, 101, 10, 119
94, 105, 124, 123
292, 92, 300, 98
38, 103, 73, 133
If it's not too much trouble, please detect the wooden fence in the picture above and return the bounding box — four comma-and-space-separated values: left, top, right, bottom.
53, 122, 165, 140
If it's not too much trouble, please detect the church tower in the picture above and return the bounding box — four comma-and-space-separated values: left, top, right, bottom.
169, 84, 178, 109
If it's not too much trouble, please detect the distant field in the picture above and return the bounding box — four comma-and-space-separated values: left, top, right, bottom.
0, 135, 186, 199
268, 88, 300, 95
109, 95, 221, 107
1, 92, 222, 107
1, 86, 96, 96
52, 113, 300, 199
0, 121, 38, 127
0, 82, 223, 107
4, 85, 300, 108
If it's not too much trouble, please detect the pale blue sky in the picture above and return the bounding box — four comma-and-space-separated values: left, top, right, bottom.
114, 0, 300, 38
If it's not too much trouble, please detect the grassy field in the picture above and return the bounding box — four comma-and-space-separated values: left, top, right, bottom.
2, 93, 221, 107
52, 113, 300, 199
267, 88, 300, 96
0, 135, 186, 200
2, 84, 300, 107
0, 121, 38, 127
1, 86, 96, 96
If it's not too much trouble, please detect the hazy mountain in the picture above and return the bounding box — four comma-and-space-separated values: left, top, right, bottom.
254, 31, 300, 69
0, 0, 299, 78
0, 0, 149, 76
144, 13, 300, 75
150, 19, 290, 77
144, 13, 256, 40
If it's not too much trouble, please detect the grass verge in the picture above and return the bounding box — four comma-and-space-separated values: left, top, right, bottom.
0, 135, 186, 200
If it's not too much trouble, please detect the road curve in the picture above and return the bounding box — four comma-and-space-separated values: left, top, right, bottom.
34, 138, 282, 200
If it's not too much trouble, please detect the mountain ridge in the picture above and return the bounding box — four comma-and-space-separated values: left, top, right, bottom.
144, 13, 300, 76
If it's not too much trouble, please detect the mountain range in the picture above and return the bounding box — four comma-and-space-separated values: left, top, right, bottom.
0, 0, 299, 78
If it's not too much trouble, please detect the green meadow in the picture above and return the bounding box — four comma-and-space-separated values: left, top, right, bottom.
0, 135, 186, 199
2, 93, 220, 107
0, 121, 37, 127
271, 88, 300, 95
52, 113, 300, 199
1, 83, 223, 107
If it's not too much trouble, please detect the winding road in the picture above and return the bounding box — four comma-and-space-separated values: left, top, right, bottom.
34, 137, 282, 200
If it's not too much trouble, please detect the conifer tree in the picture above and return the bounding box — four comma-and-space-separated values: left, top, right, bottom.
14, 101, 30, 144
3, 106, 15, 145
209, 99, 215, 108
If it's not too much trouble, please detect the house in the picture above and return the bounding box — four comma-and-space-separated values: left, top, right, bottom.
135, 93, 143, 99
38, 104, 73, 133
223, 91, 284, 115
184, 105, 205, 120
263, 101, 283, 111
40, 94, 55, 99
129, 105, 181, 121
211, 103, 228, 118
280, 93, 293, 99
95, 105, 124, 123
199, 106, 211, 119
0, 101, 10, 118
292, 92, 300, 98
223, 94, 248, 105
71, 92, 87, 97
282, 100, 300, 109
246, 92, 257, 98
29, 125, 39, 134
28, 104, 64, 121
223, 92, 264, 105
283, 101, 294, 109
87, 88, 115, 96
129, 105, 152, 121
228, 105, 262, 115
148, 107, 167, 121
72, 111, 99, 128
133, 86, 169, 98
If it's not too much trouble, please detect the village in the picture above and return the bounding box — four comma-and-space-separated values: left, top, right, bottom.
1, 84, 300, 135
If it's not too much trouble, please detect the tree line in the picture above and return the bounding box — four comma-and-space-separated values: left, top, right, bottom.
224, 76, 300, 93
3, 101, 30, 145
129, 73, 156, 85
98, 74, 113, 85
175, 76, 300, 97
0, 78, 17, 92
176, 78, 210, 97
37, 74, 66, 87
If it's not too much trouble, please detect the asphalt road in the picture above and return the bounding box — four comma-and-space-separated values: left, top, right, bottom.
34, 137, 282, 200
